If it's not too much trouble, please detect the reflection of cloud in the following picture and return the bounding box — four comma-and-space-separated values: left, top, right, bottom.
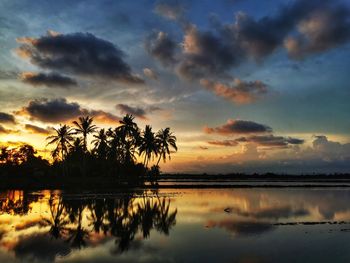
225, 205, 309, 220
13, 233, 70, 261
207, 219, 275, 236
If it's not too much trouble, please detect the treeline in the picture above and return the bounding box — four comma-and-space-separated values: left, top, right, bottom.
0, 114, 177, 178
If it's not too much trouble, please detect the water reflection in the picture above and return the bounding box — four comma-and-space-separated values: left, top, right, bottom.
0, 190, 177, 262
1, 188, 350, 262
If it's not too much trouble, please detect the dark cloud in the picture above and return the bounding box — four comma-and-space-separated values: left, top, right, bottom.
19, 98, 120, 123
285, 5, 350, 58
24, 124, 51, 135
204, 119, 272, 135
237, 135, 304, 147
21, 72, 77, 88
207, 140, 238, 147
117, 104, 161, 120
145, 31, 178, 66
0, 112, 16, 124
154, 0, 185, 21
148, 0, 350, 80
19, 98, 81, 123
200, 78, 268, 104
178, 25, 241, 80
17, 32, 144, 84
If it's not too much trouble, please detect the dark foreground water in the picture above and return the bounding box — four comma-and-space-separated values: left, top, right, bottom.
1, 187, 350, 262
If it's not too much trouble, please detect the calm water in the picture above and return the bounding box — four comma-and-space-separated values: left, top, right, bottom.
1, 188, 350, 262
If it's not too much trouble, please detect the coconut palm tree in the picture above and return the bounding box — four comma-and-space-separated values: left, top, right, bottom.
72, 116, 97, 152
92, 129, 108, 160
155, 128, 177, 166
46, 125, 75, 161
117, 114, 140, 143
139, 125, 158, 168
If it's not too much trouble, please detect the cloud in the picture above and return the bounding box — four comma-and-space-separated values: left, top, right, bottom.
200, 78, 268, 104
18, 98, 120, 124
16, 32, 144, 84
148, 0, 350, 80
204, 119, 272, 135
143, 68, 158, 80
145, 31, 178, 66
0, 112, 16, 124
236, 135, 304, 148
0, 125, 18, 134
19, 98, 81, 123
24, 124, 52, 135
116, 104, 161, 120
154, 0, 185, 20
21, 72, 77, 88
207, 140, 239, 147
85, 109, 120, 124
311, 135, 350, 161
284, 6, 350, 59
177, 25, 241, 80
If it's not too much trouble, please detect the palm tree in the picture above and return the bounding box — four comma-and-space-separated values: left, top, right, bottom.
92, 129, 108, 160
117, 114, 140, 143
139, 125, 158, 168
156, 128, 177, 166
46, 125, 75, 161
72, 116, 97, 152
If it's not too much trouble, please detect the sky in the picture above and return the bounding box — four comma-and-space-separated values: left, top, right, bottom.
0, 0, 350, 174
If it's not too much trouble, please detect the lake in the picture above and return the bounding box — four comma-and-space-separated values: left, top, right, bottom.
1, 187, 350, 262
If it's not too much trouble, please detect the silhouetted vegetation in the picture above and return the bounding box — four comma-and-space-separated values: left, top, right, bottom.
0, 114, 177, 182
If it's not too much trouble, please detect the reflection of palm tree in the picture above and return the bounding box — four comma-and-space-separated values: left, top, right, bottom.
155, 198, 177, 235
138, 197, 158, 238
139, 125, 158, 168
87, 199, 108, 234
43, 196, 69, 239
156, 128, 177, 166
73, 116, 97, 152
46, 125, 74, 161
65, 201, 89, 249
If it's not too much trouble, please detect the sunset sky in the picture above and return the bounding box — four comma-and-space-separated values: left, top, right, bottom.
0, 0, 350, 173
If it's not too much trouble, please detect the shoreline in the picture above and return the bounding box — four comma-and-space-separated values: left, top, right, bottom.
1, 173, 350, 190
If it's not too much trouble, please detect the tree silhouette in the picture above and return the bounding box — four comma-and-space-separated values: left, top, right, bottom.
92, 129, 108, 160
46, 125, 75, 161
72, 116, 97, 152
139, 125, 158, 168
156, 128, 177, 165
